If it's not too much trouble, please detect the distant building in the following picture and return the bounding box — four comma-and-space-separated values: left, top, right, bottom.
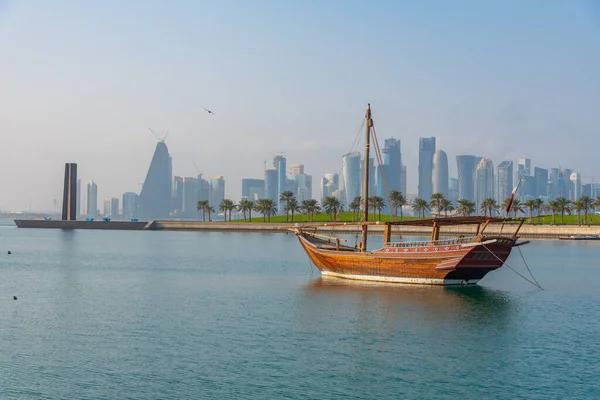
242, 179, 265, 201
534, 167, 548, 199
448, 178, 459, 205
139, 141, 172, 219
475, 158, 494, 212
376, 138, 403, 202
172, 176, 184, 213
432, 150, 449, 199
274, 155, 287, 213
295, 173, 312, 202
456, 155, 478, 202
62, 163, 77, 221
182, 177, 199, 217
495, 161, 513, 202
288, 164, 304, 178
342, 152, 361, 207
570, 172, 581, 201
418, 137, 436, 200
76, 179, 81, 217
210, 175, 225, 209
122, 192, 139, 219
321, 173, 340, 203
86, 181, 98, 217
103, 197, 119, 217
517, 158, 531, 179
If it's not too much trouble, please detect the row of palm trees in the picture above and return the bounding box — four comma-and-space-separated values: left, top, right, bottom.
196, 191, 600, 224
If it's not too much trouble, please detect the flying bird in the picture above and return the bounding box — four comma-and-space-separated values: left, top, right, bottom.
204, 108, 216, 115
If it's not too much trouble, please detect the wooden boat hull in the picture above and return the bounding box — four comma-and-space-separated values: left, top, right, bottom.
297, 234, 516, 286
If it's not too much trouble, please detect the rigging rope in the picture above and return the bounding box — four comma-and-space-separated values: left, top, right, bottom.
482, 243, 543, 289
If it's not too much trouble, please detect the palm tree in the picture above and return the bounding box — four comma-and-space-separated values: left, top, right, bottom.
285, 198, 300, 222
205, 205, 215, 221
322, 196, 342, 221
440, 199, 453, 216
300, 199, 320, 222
254, 199, 269, 222
511, 199, 525, 219
578, 195, 595, 225
388, 190, 406, 221
430, 193, 446, 217
219, 199, 236, 222
555, 197, 571, 224
572, 198, 585, 225
348, 196, 362, 222
545, 200, 559, 225
411, 198, 430, 219
279, 191, 295, 222
237, 199, 254, 222
197, 200, 209, 222
484, 198, 499, 216
593, 196, 600, 212
456, 199, 475, 217
524, 199, 537, 224
368, 196, 386, 221
534, 198, 544, 224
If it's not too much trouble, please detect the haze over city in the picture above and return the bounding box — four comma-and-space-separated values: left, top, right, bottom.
1, 0, 599, 212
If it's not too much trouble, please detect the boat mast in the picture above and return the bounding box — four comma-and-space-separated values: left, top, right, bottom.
360, 104, 372, 252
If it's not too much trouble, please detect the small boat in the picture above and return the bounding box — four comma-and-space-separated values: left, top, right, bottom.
291, 104, 529, 286
558, 235, 600, 241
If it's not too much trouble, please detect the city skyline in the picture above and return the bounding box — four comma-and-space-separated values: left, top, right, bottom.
1, 1, 599, 211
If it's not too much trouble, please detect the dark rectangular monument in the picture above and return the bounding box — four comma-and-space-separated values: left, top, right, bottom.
62, 163, 77, 221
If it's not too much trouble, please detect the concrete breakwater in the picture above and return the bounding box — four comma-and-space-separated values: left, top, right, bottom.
14, 219, 600, 239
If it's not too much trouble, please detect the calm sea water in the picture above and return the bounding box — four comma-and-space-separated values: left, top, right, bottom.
1, 225, 599, 399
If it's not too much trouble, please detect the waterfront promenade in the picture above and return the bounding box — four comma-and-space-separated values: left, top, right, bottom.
14, 219, 600, 239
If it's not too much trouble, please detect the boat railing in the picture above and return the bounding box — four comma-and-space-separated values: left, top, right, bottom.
384, 236, 476, 248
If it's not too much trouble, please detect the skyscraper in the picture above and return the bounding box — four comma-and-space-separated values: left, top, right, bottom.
242, 179, 265, 200
288, 164, 304, 178
62, 163, 77, 221
210, 175, 225, 209
432, 150, 449, 198
295, 173, 312, 202
86, 180, 98, 217
139, 141, 172, 219
182, 177, 198, 217
534, 167, 548, 199
456, 155, 478, 202
342, 152, 361, 207
418, 137, 436, 200
475, 158, 494, 211
122, 192, 139, 219
103, 198, 119, 217
264, 169, 278, 203
172, 176, 184, 213
570, 172, 581, 200
377, 138, 403, 198
76, 179, 81, 217
274, 155, 287, 213
321, 173, 340, 204
495, 161, 513, 202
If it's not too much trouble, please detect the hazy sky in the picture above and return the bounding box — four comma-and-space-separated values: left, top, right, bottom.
1, 0, 599, 211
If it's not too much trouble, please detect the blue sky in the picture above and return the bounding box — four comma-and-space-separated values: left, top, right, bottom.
1, 0, 599, 211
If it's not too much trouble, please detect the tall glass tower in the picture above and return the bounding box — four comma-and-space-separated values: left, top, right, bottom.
418, 137, 436, 200
432, 150, 448, 198
456, 155, 479, 202
342, 152, 361, 207
140, 141, 172, 219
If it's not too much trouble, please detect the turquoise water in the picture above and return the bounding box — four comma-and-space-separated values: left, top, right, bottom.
1, 226, 599, 399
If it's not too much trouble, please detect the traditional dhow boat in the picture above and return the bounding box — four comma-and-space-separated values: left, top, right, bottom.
291, 104, 529, 285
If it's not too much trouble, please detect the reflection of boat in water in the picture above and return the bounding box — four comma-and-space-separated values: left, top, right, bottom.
303, 277, 516, 322
291, 104, 529, 286
558, 235, 600, 241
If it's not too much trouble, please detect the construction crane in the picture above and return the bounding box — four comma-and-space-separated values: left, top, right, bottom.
149, 128, 169, 142
193, 162, 203, 179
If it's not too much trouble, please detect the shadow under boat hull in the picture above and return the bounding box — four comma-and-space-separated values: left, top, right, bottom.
297, 233, 516, 286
